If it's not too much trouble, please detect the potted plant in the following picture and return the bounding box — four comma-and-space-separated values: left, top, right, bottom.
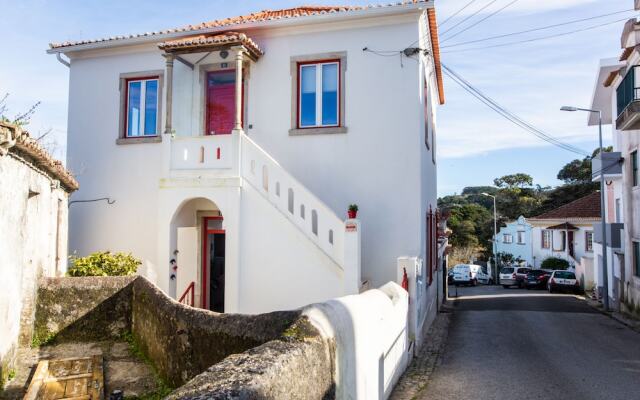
348, 204, 358, 219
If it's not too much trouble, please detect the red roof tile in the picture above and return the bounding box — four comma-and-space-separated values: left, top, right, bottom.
531, 192, 601, 220
158, 32, 263, 58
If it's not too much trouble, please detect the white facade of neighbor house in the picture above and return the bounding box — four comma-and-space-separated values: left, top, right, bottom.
527, 220, 596, 270
50, 2, 444, 316
494, 216, 534, 266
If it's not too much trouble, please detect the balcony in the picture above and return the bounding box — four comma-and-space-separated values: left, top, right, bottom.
593, 223, 624, 252
169, 134, 235, 172
616, 66, 640, 130
591, 152, 623, 181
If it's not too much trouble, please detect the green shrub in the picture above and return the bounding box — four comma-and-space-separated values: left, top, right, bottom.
68, 251, 141, 277
540, 257, 570, 271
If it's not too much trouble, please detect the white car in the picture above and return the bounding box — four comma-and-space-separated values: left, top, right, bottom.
547, 270, 581, 294
452, 264, 491, 286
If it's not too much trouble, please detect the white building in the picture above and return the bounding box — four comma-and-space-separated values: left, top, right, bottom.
48, 2, 445, 316
0, 122, 77, 386
494, 216, 534, 265
588, 1, 640, 310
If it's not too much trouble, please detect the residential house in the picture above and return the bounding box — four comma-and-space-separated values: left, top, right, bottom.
0, 122, 78, 387
587, 0, 640, 310
494, 216, 533, 266
48, 1, 445, 319
527, 192, 599, 280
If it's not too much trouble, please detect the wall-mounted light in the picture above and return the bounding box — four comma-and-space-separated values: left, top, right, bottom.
220, 50, 229, 59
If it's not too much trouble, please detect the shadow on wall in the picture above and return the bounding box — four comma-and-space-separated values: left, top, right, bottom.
32, 276, 335, 399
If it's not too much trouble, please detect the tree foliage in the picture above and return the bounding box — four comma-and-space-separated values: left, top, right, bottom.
541, 257, 570, 271
68, 251, 141, 277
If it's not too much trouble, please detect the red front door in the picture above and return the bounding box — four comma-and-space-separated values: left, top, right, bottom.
206, 70, 236, 135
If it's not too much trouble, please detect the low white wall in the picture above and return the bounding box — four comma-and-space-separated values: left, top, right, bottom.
305, 282, 409, 400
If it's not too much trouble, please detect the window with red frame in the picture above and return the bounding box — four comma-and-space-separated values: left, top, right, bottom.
298, 60, 340, 128
125, 76, 159, 137
427, 208, 437, 286
424, 77, 430, 149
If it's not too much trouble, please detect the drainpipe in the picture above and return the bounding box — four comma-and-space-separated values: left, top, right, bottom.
55, 53, 70, 68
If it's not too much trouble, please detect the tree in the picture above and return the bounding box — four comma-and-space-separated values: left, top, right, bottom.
493, 173, 533, 189
557, 147, 613, 184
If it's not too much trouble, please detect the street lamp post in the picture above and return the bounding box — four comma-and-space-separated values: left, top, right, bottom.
482, 192, 498, 284
560, 106, 609, 311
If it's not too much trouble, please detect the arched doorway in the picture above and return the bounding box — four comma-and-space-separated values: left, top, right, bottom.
170, 197, 225, 312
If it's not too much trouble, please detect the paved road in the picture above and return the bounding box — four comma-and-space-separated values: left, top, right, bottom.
421, 285, 640, 400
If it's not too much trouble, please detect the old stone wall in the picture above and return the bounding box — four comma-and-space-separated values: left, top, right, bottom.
30, 276, 337, 398
0, 140, 72, 388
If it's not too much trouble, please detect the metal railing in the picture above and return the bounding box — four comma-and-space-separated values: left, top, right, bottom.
179, 281, 195, 307
617, 65, 640, 117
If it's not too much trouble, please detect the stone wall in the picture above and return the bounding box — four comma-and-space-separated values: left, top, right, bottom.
31, 276, 336, 398
0, 123, 74, 388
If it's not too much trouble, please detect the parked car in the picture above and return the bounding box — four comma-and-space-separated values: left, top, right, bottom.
447, 270, 454, 284
500, 266, 531, 288
525, 269, 552, 290
547, 270, 581, 294
452, 264, 490, 286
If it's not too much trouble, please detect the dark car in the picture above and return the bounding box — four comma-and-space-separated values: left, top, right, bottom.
447, 270, 454, 284
525, 269, 552, 289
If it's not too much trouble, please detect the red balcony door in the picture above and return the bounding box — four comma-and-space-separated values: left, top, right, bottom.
206, 69, 241, 135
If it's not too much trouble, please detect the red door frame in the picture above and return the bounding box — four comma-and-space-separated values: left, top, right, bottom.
201, 216, 224, 309
205, 68, 245, 135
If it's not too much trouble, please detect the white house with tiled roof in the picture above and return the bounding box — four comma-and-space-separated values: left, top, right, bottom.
48, 1, 444, 318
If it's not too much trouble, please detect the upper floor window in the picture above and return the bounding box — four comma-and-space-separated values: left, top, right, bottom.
541, 230, 552, 249
634, 241, 640, 277
585, 231, 594, 252
517, 231, 525, 245
632, 150, 638, 187
298, 60, 340, 128
125, 77, 159, 137
503, 234, 513, 244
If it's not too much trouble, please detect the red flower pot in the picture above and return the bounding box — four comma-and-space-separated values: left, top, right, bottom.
348, 210, 357, 219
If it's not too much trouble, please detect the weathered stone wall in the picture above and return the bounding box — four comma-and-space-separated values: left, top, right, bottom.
131, 278, 306, 388
30, 276, 337, 399
0, 134, 72, 388
33, 276, 136, 344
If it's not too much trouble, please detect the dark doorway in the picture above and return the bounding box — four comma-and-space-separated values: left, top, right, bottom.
202, 216, 225, 312
568, 231, 575, 259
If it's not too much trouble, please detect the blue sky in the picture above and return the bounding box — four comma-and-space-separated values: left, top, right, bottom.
0, 0, 630, 195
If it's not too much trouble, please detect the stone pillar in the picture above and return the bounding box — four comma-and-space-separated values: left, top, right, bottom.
233, 48, 244, 131
163, 54, 174, 134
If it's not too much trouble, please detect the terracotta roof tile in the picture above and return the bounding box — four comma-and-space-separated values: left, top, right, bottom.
158, 32, 263, 58
49, 2, 429, 50
427, 8, 444, 105
0, 122, 78, 191
531, 192, 601, 220
620, 46, 635, 61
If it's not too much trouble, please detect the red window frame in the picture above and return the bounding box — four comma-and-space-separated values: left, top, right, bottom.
296, 59, 341, 129
201, 216, 224, 309
204, 68, 245, 135
427, 207, 437, 286
123, 75, 160, 138
424, 77, 430, 149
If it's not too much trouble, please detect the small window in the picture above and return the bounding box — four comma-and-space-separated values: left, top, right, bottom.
635, 241, 640, 277
517, 231, 525, 245
125, 77, 159, 137
311, 210, 318, 235
541, 230, 552, 249
503, 234, 513, 244
585, 231, 594, 252
632, 151, 638, 187
298, 60, 340, 128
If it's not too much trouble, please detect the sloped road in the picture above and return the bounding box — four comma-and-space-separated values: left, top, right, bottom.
420, 285, 640, 400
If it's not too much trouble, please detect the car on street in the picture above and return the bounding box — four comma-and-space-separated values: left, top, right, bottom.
525, 269, 552, 289
452, 264, 490, 286
500, 266, 531, 288
447, 270, 454, 284
547, 270, 581, 294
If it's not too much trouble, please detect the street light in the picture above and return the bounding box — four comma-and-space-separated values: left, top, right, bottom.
482, 192, 498, 284
561, 105, 609, 311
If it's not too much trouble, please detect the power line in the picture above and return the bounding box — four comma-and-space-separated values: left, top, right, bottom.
440, 0, 480, 27
442, 8, 636, 48
442, 16, 635, 54
440, 0, 500, 36
442, 0, 521, 43
442, 64, 590, 157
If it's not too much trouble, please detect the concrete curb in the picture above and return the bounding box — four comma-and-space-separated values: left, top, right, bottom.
582, 296, 640, 334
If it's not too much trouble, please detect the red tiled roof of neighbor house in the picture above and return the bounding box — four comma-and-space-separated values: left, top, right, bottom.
48, 2, 444, 104
531, 191, 601, 220
158, 32, 264, 59
0, 122, 79, 191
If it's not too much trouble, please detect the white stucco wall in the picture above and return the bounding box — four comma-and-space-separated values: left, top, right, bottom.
62, 9, 439, 313
530, 222, 595, 268
0, 152, 70, 376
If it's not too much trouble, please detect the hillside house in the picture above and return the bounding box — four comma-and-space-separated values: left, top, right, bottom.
48, 1, 445, 316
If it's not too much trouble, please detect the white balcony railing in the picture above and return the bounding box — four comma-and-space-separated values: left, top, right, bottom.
170, 134, 234, 171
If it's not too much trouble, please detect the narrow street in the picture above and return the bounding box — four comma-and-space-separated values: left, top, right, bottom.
420, 285, 640, 400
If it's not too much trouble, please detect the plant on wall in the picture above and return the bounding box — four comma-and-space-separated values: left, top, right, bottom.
67, 251, 141, 277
